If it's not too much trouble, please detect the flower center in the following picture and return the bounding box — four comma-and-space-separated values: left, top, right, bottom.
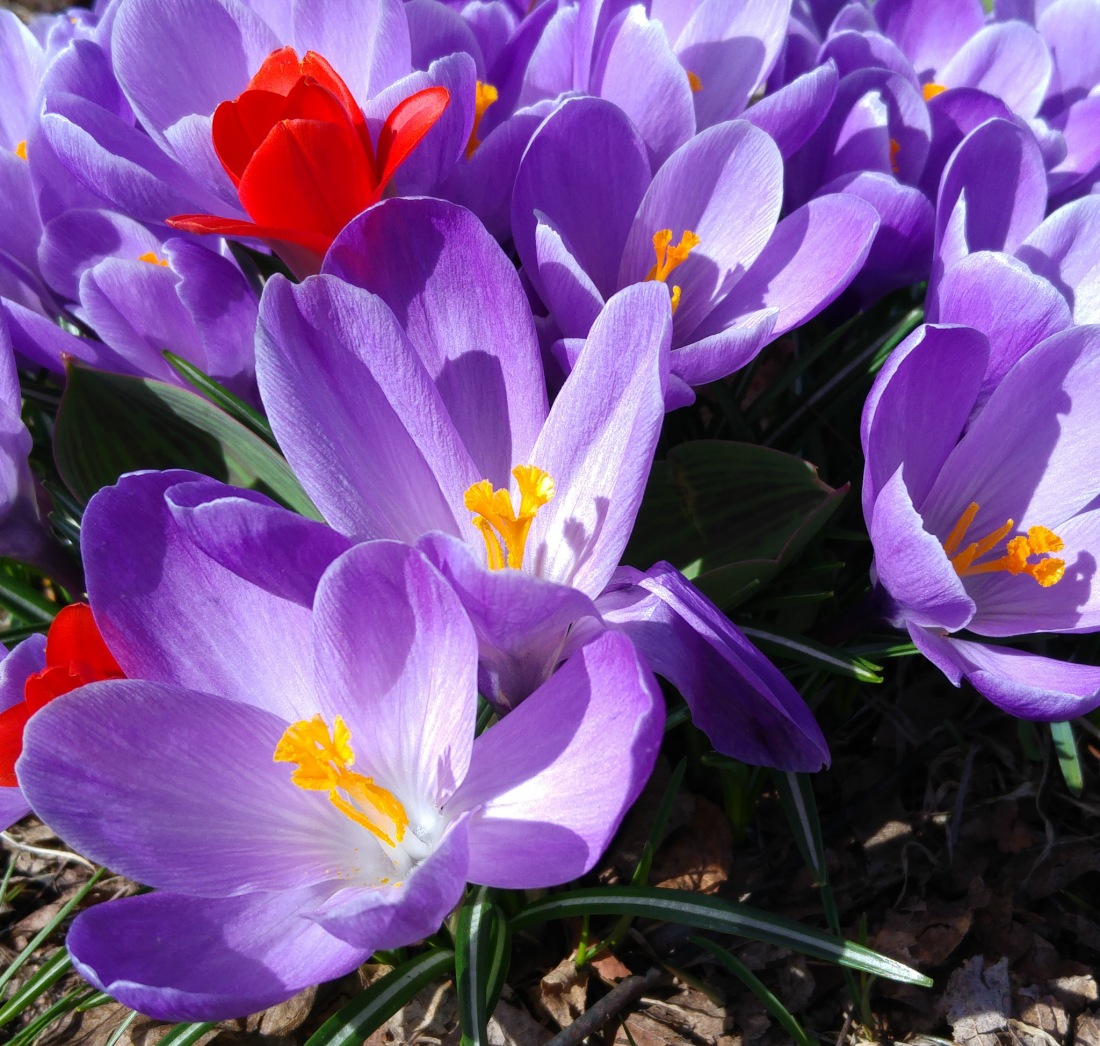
922, 82, 946, 101
138, 251, 168, 267
466, 81, 499, 159
646, 228, 699, 314
464, 465, 555, 570
275, 713, 409, 846
942, 502, 1065, 588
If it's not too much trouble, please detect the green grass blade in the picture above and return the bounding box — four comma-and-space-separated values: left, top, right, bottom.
740, 625, 883, 683
0, 949, 72, 1028
304, 948, 455, 1046
511, 887, 930, 986
104, 1010, 138, 1046
774, 772, 827, 884
1051, 721, 1084, 796
156, 1021, 217, 1045
690, 937, 813, 1046
162, 351, 277, 447
484, 905, 511, 1014
0, 566, 57, 624
0, 868, 103, 997
7, 986, 92, 1046
456, 888, 495, 1046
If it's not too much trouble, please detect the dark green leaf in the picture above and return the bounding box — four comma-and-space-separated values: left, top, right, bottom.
1051, 721, 1083, 796
456, 889, 497, 1046
740, 625, 882, 683
625, 442, 846, 608
163, 351, 277, 447
511, 887, 930, 986
304, 949, 455, 1046
0, 949, 71, 1028
156, 1022, 217, 1045
54, 363, 318, 518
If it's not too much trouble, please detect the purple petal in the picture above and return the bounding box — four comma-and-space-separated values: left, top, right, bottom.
67, 887, 367, 1022
0, 787, 29, 832
919, 88, 1014, 199
417, 532, 601, 709
819, 29, 919, 84
256, 274, 476, 540
1039, 0, 1100, 110
83, 470, 315, 719
869, 467, 977, 631
598, 565, 831, 770
594, 6, 696, 168
454, 630, 663, 887
406, 0, 485, 75
874, 0, 985, 79
940, 22, 1052, 119
620, 119, 783, 342
325, 198, 546, 486
311, 541, 477, 811
1016, 195, 1100, 323
19, 680, 355, 894
1046, 96, 1100, 204
910, 627, 1100, 720
932, 251, 1071, 388
669, 308, 777, 389
0, 634, 45, 830
742, 60, 838, 158
531, 215, 606, 339
512, 96, 650, 302
861, 323, 989, 515
528, 283, 670, 597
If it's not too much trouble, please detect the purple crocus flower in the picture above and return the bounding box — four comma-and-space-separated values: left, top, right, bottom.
512, 96, 878, 405
257, 196, 829, 770
19, 474, 664, 1020
863, 321, 1100, 719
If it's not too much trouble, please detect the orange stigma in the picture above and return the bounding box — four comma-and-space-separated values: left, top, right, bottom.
646, 228, 700, 314
922, 82, 947, 101
942, 502, 1065, 588
465, 465, 554, 570
687, 71, 703, 92
466, 81, 499, 159
14, 140, 27, 160
889, 138, 901, 174
138, 251, 168, 266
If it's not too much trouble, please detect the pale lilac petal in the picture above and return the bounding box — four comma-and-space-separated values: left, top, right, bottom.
0, 788, 28, 831
669, 308, 777, 388
870, 467, 977, 631
527, 283, 671, 596
311, 541, 477, 813
256, 275, 476, 540
67, 887, 367, 1022
406, 0, 485, 75
598, 565, 830, 770
324, 199, 546, 486
532, 216, 606, 339
454, 631, 663, 887
1047, 96, 1100, 203
620, 120, 783, 341
83, 471, 315, 719
19, 681, 355, 894
1039, 0, 1100, 109
940, 22, 1053, 118
920, 88, 1014, 199
0, 634, 45, 714
820, 28, 919, 84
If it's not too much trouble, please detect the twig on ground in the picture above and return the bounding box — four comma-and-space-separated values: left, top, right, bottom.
544, 967, 664, 1046
1, 832, 96, 872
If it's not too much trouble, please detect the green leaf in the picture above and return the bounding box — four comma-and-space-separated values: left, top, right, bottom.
54, 363, 319, 518
0, 564, 57, 624
690, 937, 814, 1046
774, 772, 827, 885
511, 887, 930, 986
163, 351, 277, 447
304, 949, 455, 1046
455, 888, 501, 1046
1051, 721, 1084, 797
624, 442, 846, 608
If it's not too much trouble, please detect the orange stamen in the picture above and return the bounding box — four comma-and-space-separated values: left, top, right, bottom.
466, 81, 499, 159
942, 503, 1065, 588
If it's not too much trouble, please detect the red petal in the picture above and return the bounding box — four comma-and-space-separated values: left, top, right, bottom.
167, 213, 332, 257
374, 86, 450, 192
0, 702, 30, 787
237, 116, 374, 242
245, 46, 305, 95
212, 91, 291, 185
43, 604, 122, 681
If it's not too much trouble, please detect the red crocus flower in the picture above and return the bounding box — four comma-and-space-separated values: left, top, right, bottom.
0, 604, 124, 787
169, 47, 449, 268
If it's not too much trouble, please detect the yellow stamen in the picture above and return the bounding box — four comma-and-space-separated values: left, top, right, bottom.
464, 464, 554, 570
922, 82, 946, 101
687, 70, 703, 92
465, 81, 499, 160
14, 140, 27, 160
889, 138, 901, 174
646, 229, 699, 313
942, 503, 1065, 588
137, 251, 168, 266
275, 713, 408, 845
